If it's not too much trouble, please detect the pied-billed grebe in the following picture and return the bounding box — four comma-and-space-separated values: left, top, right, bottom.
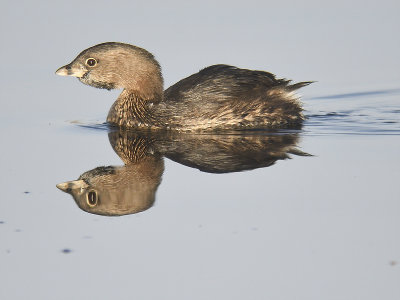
56, 42, 312, 131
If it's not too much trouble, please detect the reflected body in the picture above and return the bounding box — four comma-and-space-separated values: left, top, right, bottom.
57, 129, 309, 216
57, 145, 163, 216
56, 42, 311, 131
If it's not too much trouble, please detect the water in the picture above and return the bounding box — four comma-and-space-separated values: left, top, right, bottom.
1, 1, 400, 299
305, 89, 400, 135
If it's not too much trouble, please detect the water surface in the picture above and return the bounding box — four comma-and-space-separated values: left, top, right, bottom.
1, 88, 399, 300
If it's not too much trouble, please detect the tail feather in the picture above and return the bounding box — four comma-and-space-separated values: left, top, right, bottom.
286, 81, 314, 91
288, 148, 313, 157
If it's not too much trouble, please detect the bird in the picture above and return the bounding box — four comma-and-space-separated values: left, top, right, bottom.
56, 42, 312, 131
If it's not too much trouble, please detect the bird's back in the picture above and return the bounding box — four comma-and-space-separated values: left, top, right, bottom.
158, 65, 310, 131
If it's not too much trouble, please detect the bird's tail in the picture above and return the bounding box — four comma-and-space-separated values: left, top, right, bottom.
286, 81, 314, 91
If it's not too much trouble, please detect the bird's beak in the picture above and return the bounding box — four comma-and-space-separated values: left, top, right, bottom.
56, 180, 89, 193
55, 64, 86, 78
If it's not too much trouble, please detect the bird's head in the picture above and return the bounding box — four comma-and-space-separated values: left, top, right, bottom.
56, 42, 163, 101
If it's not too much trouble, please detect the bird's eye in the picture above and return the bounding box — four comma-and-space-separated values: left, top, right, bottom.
87, 191, 98, 207
85, 58, 97, 67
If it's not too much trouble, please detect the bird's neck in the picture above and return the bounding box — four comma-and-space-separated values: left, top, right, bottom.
106, 89, 161, 128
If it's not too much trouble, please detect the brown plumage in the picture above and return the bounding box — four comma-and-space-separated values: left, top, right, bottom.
56, 42, 312, 131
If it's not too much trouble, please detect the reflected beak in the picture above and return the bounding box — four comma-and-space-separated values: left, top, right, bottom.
55, 64, 86, 78
56, 180, 89, 193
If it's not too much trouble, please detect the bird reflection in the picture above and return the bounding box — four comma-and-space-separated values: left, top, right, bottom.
56, 131, 164, 216
57, 129, 310, 216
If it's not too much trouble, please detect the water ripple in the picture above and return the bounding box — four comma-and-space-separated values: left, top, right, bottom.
304, 88, 400, 135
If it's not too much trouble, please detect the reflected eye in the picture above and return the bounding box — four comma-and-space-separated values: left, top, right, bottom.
85, 58, 97, 67
87, 191, 98, 207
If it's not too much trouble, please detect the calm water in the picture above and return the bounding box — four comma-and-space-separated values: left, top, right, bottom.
2, 87, 399, 300
1, 1, 400, 300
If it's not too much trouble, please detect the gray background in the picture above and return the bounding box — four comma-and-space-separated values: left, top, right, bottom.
1, 1, 399, 299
